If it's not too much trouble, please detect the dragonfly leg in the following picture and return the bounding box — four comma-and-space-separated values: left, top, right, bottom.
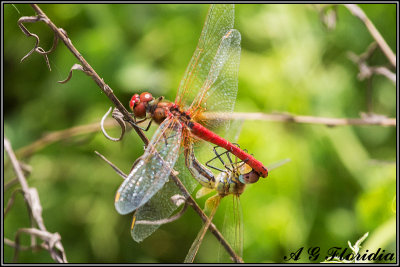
205, 146, 229, 172
214, 146, 228, 167
205, 152, 226, 173
130, 117, 153, 132
206, 145, 245, 172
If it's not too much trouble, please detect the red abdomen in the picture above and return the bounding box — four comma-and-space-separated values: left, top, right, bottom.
189, 122, 268, 178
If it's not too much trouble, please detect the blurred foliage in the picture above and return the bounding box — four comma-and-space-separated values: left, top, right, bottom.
3, 3, 396, 263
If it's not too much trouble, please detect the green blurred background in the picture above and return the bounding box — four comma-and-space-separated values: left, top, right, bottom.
3, 4, 396, 263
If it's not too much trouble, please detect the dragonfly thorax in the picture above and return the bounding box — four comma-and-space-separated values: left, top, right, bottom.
215, 171, 246, 197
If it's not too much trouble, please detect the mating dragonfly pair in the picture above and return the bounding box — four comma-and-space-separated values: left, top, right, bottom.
101, 4, 286, 262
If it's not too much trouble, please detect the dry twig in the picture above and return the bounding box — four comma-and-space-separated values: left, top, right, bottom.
4, 137, 68, 263
201, 112, 396, 127
344, 4, 396, 67
347, 42, 396, 84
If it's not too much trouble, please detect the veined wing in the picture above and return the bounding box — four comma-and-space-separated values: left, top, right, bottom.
190, 28, 241, 139
218, 195, 243, 262
175, 4, 235, 110
185, 195, 221, 263
130, 150, 198, 242
115, 117, 182, 215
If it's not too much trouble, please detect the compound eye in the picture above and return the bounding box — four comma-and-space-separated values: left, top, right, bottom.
129, 94, 140, 111
239, 170, 260, 184
139, 92, 154, 103
133, 103, 146, 118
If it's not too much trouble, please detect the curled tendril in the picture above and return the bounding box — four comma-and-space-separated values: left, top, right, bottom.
101, 107, 126, 142
57, 64, 92, 84
18, 15, 60, 71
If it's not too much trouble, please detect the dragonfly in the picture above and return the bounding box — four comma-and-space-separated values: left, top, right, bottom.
114, 4, 268, 240
184, 142, 290, 263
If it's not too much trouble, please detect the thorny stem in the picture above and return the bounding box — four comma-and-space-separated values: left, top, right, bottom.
25, 4, 242, 263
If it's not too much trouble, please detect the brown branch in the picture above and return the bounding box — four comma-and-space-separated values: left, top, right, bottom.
201, 112, 396, 127
27, 4, 149, 146
4, 137, 68, 263
344, 4, 396, 67
22, 4, 242, 262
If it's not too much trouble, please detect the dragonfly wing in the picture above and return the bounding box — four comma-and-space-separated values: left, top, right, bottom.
115, 118, 182, 215
130, 178, 181, 242
131, 150, 198, 242
185, 195, 221, 263
218, 195, 243, 262
222, 119, 243, 143
186, 29, 242, 167
191, 28, 241, 138
176, 4, 235, 110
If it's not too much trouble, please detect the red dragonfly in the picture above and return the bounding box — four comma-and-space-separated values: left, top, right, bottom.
115, 4, 268, 221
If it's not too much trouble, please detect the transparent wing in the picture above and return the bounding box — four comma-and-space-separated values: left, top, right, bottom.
222, 119, 243, 144
176, 4, 235, 110
115, 118, 182, 215
131, 150, 198, 242
184, 195, 221, 263
191, 29, 241, 139
267, 158, 291, 172
218, 195, 243, 262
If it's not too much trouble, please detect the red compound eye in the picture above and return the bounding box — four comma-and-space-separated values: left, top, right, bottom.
239, 170, 260, 184
129, 94, 140, 111
133, 103, 146, 118
139, 92, 154, 102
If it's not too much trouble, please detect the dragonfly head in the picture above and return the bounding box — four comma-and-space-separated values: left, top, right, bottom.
129, 92, 154, 118
239, 169, 260, 184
